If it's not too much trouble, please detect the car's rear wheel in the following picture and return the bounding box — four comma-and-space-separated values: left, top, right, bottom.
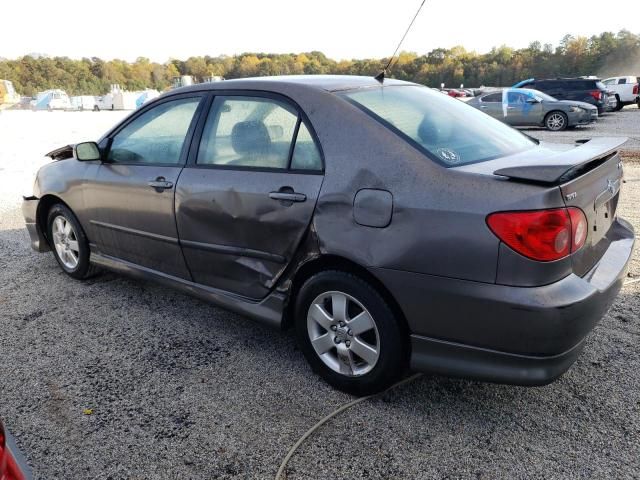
613, 96, 623, 111
47, 204, 98, 279
295, 271, 406, 396
545, 111, 568, 131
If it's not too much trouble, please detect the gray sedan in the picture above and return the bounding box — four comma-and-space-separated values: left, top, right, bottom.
468, 88, 598, 131
22, 76, 633, 395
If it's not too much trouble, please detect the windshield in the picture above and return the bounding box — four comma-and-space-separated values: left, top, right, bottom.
341, 85, 535, 166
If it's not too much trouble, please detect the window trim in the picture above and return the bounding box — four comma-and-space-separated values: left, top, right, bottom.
184, 90, 324, 175
102, 92, 206, 167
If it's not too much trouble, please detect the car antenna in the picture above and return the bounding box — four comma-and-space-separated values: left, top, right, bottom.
375, 0, 427, 83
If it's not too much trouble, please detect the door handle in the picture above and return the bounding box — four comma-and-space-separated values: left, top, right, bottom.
269, 191, 307, 202
480, 105, 488, 109
148, 177, 174, 190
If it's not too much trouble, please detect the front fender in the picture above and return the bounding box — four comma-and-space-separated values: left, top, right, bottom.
22, 195, 49, 252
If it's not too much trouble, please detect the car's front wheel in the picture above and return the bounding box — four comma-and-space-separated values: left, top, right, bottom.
545, 111, 568, 131
295, 271, 406, 396
47, 204, 98, 279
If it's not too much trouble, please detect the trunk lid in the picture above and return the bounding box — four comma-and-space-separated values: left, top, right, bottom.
455, 137, 627, 277
559, 150, 624, 276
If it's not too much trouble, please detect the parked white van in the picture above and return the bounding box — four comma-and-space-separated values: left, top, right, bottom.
32, 89, 71, 111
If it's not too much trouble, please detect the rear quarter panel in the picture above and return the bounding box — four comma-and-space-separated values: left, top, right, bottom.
287, 88, 564, 284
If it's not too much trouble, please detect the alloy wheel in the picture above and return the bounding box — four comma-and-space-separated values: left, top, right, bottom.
51, 215, 80, 269
306, 291, 380, 377
547, 113, 566, 131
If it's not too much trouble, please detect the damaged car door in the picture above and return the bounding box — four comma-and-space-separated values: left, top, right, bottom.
85, 95, 204, 278
175, 94, 324, 299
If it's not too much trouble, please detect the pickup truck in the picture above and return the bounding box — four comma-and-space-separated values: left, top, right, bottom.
602, 76, 640, 110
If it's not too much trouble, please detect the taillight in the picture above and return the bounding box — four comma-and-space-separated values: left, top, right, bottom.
0, 423, 26, 480
633, 84, 639, 95
487, 208, 587, 262
589, 90, 602, 101
0, 423, 5, 479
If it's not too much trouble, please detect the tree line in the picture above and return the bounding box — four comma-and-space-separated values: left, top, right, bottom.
0, 30, 638, 97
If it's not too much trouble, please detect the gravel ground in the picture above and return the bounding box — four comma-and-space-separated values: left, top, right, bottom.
0, 111, 639, 479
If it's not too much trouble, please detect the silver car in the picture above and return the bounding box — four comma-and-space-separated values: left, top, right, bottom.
468, 88, 597, 131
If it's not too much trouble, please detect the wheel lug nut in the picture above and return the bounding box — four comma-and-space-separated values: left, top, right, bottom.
330, 325, 337, 331
345, 341, 351, 347
334, 337, 341, 344
347, 329, 353, 336
339, 321, 345, 327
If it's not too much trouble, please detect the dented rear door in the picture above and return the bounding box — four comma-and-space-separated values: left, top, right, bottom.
175, 93, 324, 299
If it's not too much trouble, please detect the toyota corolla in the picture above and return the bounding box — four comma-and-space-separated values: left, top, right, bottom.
22, 76, 634, 395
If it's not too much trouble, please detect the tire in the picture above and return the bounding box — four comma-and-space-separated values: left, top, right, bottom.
295, 270, 406, 396
544, 111, 568, 131
615, 95, 623, 111
46, 204, 99, 280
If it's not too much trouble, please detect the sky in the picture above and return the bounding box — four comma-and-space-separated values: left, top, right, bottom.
1, 0, 637, 62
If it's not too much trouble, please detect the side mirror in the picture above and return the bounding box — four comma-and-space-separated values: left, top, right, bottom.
74, 141, 101, 161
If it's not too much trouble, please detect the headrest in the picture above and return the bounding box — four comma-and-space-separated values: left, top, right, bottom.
417, 116, 441, 145
231, 121, 271, 155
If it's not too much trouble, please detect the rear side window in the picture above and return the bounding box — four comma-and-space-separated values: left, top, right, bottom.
618, 78, 627, 84
482, 93, 502, 103
198, 96, 297, 169
291, 122, 322, 170
341, 86, 535, 166
197, 96, 322, 171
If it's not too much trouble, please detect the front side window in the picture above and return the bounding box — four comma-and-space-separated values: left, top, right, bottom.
507, 92, 529, 104
197, 96, 322, 171
341, 86, 535, 166
108, 98, 200, 165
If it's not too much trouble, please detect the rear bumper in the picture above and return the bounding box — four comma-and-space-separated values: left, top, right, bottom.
21, 196, 49, 252
410, 334, 585, 386
371, 217, 635, 385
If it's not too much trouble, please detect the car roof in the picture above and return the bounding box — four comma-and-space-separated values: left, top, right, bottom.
537, 78, 601, 82
171, 75, 416, 94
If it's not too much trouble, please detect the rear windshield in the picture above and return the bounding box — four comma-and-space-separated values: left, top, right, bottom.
340, 85, 535, 166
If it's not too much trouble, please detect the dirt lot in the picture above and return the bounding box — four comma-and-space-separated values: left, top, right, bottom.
0, 110, 639, 479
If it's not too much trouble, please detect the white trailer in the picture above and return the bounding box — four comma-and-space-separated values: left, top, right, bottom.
70, 95, 97, 111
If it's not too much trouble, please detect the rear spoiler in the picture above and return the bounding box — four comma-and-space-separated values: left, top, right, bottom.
493, 137, 627, 184
45, 144, 74, 161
